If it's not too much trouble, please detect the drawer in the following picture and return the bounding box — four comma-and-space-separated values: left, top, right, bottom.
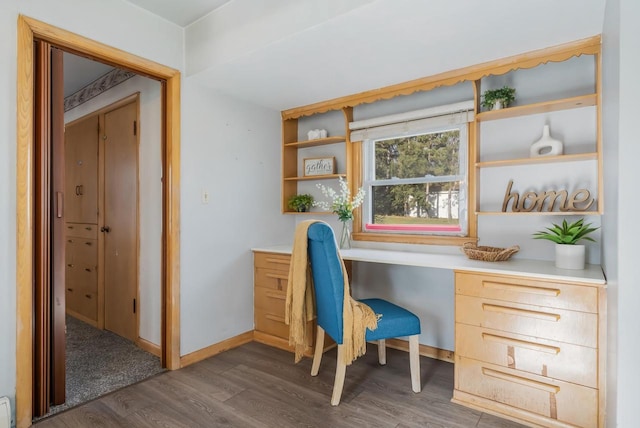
254, 308, 314, 342
255, 267, 289, 291
254, 252, 290, 272
66, 288, 97, 321
456, 272, 598, 313
255, 286, 286, 315
456, 295, 597, 348
456, 357, 597, 428
65, 222, 98, 239
456, 323, 597, 388
66, 238, 97, 268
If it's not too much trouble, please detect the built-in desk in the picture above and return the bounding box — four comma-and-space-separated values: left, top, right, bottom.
252, 245, 606, 427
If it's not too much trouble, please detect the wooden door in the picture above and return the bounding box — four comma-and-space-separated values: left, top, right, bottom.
103, 101, 138, 342
64, 115, 99, 224
33, 41, 66, 417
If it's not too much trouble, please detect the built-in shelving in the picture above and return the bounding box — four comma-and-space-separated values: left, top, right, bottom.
477, 152, 597, 168
283, 173, 346, 181
283, 136, 345, 148
476, 94, 596, 122
476, 211, 599, 216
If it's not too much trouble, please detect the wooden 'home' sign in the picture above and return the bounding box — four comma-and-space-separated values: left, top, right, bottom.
502, 180, 594, 212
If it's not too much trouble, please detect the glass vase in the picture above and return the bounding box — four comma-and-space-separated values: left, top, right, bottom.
339, 220, 351, 250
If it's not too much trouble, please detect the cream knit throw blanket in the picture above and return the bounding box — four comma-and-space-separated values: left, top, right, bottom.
285, 220, 378, 365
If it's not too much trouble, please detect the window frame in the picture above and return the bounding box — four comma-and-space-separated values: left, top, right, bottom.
351, 121, 477, 246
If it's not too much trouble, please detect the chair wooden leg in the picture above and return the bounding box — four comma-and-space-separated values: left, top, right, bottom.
311, 326, 325, 376
409, 335, 421, 393
331, 345, 346, 406
377, 339, 386, 365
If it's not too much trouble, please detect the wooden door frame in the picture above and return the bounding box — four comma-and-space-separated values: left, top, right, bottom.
16, 15, 181, 427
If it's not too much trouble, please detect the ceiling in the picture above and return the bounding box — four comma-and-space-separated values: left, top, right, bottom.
65, 0, 607, 112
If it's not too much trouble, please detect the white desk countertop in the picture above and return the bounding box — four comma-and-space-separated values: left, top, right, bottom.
252, 245, 606, 286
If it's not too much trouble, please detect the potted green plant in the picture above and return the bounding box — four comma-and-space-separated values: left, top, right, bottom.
533, 218, 599, 269
288, 194, 314, 212
481, 86, 516, 110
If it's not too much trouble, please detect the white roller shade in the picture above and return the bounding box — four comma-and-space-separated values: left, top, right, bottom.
350, 100, 474, 142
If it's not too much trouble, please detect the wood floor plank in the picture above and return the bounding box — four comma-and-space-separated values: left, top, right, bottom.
34, 401, 129, 428
35, 342, 527, 427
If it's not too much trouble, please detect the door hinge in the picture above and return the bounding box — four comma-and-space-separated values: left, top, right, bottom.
133, 120, 137, 136
133, 298, 136, 314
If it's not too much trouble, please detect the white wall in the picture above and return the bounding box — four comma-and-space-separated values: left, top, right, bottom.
65, 75, 163, 346
0, 1, 18, 420
602, 0, 640, 426
179, 80, 291, 355
0, 0, 184, 422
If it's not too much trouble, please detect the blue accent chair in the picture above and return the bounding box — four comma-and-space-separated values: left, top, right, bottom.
307, 222, 422, 405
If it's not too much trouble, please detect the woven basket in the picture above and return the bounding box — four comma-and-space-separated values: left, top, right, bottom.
461, 242, 520, 262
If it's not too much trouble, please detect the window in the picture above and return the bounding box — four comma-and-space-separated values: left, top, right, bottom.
350, 102, 473, 244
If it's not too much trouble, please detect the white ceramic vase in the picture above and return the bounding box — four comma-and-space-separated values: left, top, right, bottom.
555, 244, 585, 270
530, 125, 563, 157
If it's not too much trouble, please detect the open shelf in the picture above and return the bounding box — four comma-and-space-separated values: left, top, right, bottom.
283, 173, 346, 182
283, 210, 334, 215
476, 210, 601, 216
283, 136, 346, 148
477, 152, 597, 168
476, 94, 597, 122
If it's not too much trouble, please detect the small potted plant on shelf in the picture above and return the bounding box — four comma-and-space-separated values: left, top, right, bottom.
481, 86, 516, 110
288, 194, 314, 212
533, 218, 599, 270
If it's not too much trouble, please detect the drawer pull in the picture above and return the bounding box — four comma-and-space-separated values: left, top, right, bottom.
85, 226, 92, 230
264, 314, 285, 323
482, 333, 560, 354
482, 281, 560, 297
67, 263, 74, 268
67, 288, 73, 292
265, 291, 286, 300
84, 268, 92, 272
85, 294, 92, 299
482, 367, 560, 394
84, 241, 93, 246
67, 225, 74, 229
265, 258, 290, 265
482, 303, 560, 322
265, 273, 289, 281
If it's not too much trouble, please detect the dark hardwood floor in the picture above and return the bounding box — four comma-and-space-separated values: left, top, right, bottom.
34, 341, 525, 427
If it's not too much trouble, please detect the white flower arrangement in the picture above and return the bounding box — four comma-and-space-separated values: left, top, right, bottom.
314, 177, 365, 222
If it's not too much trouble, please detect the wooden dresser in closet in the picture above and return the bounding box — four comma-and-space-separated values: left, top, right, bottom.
64, 115, 99, 325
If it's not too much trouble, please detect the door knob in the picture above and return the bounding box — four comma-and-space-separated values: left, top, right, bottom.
100, 226, 111, 233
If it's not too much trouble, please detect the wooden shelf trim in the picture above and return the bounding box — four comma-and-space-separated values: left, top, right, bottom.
283, 136, 346, 148
281, 36, 601, 120
476, 210, 601, 216
477, 152, 597, 168
476, 94, 596, 122
283, 173, 346, 181
283, 211, 333, 216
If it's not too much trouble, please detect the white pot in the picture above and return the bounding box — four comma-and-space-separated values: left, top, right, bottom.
555, 244, 585, 270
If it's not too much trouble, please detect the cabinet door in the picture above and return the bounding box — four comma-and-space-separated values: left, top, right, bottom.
65, 115, 99, 224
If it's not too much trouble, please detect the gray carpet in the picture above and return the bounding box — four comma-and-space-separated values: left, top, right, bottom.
45, 315, 164, 417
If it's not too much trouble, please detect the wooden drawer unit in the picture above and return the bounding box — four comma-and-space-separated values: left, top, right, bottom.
253, 251, 317, 354
453, 270, 605, 428
456, 324, 597, 388
65, 222, 98, 239
254, 252, 291, 272
456, 272, 597, 313
456, 357, 598, 428
255, 287, 286, 314
456, 294, 598, 348
65, 222, 99, 324
255, 268, 289, 292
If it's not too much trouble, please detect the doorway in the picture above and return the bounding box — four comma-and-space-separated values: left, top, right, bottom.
16, 15, 181, 428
